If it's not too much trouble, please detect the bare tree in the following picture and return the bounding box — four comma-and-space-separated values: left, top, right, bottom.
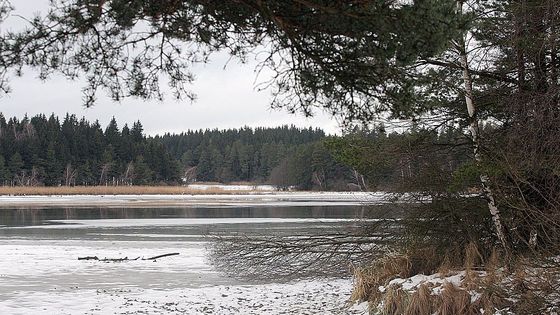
12, 167, 39, 186
99, 163, 110, 186
63, 163, 77, 186
183, 166, 197, 184
349, 169, 368, 191
122, 162, 134, 185
269, 159, 291, 191
29, 167, 40, 186
13, 170, 26, 186
311, 170, 325, 190
207, 221, 390, 280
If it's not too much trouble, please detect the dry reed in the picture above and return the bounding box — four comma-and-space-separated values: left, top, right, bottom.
380, 284, 409, 315
437, 254, 452, 277
351, 255, 411, 303
464, 242, 483, 290
404, 283, 433, 315
436, 282, 472, 315
485, 248, 500, 280
353, 243, 552, 315
0, 185, 260, 196
470, 285, 509, 315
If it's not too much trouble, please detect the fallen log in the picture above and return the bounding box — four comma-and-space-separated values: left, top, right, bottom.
143, 253, 180, 260
78, 256, 99, 261
101, 257, 139, 262
78, 253, 179, 262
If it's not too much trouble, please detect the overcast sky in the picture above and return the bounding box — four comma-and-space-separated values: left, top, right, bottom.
0, 1, 341, 136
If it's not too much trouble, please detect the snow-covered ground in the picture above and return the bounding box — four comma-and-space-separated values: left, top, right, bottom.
1, 277, 367, 315
0, 214, 369, 314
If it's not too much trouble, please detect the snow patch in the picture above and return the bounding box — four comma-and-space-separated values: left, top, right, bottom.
387, 272, 466, 292
0, 278, 367, 315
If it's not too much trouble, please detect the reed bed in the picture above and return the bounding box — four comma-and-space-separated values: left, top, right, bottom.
0, 185, 262, 196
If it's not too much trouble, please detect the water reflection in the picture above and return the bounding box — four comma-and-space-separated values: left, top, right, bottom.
0, 205, 398, 227
0, 204, 400, 281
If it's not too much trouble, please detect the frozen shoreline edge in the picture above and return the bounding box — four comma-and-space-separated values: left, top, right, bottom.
0, 191, 395, 207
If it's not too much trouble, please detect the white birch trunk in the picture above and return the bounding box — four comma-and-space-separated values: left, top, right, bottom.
457, 1, 509, 250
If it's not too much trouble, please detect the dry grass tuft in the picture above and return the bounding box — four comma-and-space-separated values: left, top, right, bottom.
514, 291, 546, 315
512, 261, 530, 293
351, 266, 379, 303
485, 248, 500, 280
354, 243, 559, 315
436, 282, 472, 315
467, 247, 509, 314
437, 254, 453, 277
380, 284, 409, 315
482, 248, 504, 288
464, 242, 483, 289
351, 255, 411, 303
464, 242, 483, 270
404, 283, 433, 315
407, 247, 441, 275
470, 284, 509, 315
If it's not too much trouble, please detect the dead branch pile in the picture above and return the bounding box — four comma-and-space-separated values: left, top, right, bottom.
78, 253, 179, 262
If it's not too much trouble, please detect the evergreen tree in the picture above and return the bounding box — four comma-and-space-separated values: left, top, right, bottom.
100, 146, 115, 184
105, 117, 120, 146
0, 113, 348, 188
0, 155, 7, 185
196, 147, 213, 182
180, 150, 195, 167
133, 155, 153, 185
158, 126, 326, 183
311, 142, 332, 190
77, 160, 95, 186
43, 143, 60, 186
8, 152, 24, 183
131, 121, 144, 142
0, 113, 181, 186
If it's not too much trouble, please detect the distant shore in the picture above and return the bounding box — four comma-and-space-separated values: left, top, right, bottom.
0, 184, 277, 196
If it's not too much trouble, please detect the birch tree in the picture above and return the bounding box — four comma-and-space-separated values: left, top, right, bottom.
455, 0, 508, 249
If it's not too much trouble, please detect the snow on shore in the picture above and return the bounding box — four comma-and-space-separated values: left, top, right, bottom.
0, 239, 367, 315
187, 184, 277, 191
1, 279, 367, 315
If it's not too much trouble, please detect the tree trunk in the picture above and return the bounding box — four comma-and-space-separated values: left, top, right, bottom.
457, 1, 509, 251
514, 0, 526, 90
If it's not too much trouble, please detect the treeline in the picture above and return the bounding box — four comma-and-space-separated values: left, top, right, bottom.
157, 126, 332, 184
157, 125, 475, 191
0, 113, 180, 186
0, 113, 472, 191
268, 141, 355, 191
326, 125, 473, 192
0, 116, 356, 189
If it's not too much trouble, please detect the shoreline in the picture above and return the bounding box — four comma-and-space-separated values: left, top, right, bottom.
0, 185, 276, 196
0, 191, 389, 208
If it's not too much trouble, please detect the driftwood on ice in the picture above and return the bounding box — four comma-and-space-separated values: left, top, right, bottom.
78, 253, 180, 262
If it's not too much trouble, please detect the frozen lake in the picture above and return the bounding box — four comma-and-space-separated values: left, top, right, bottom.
0, 198, 386, 314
